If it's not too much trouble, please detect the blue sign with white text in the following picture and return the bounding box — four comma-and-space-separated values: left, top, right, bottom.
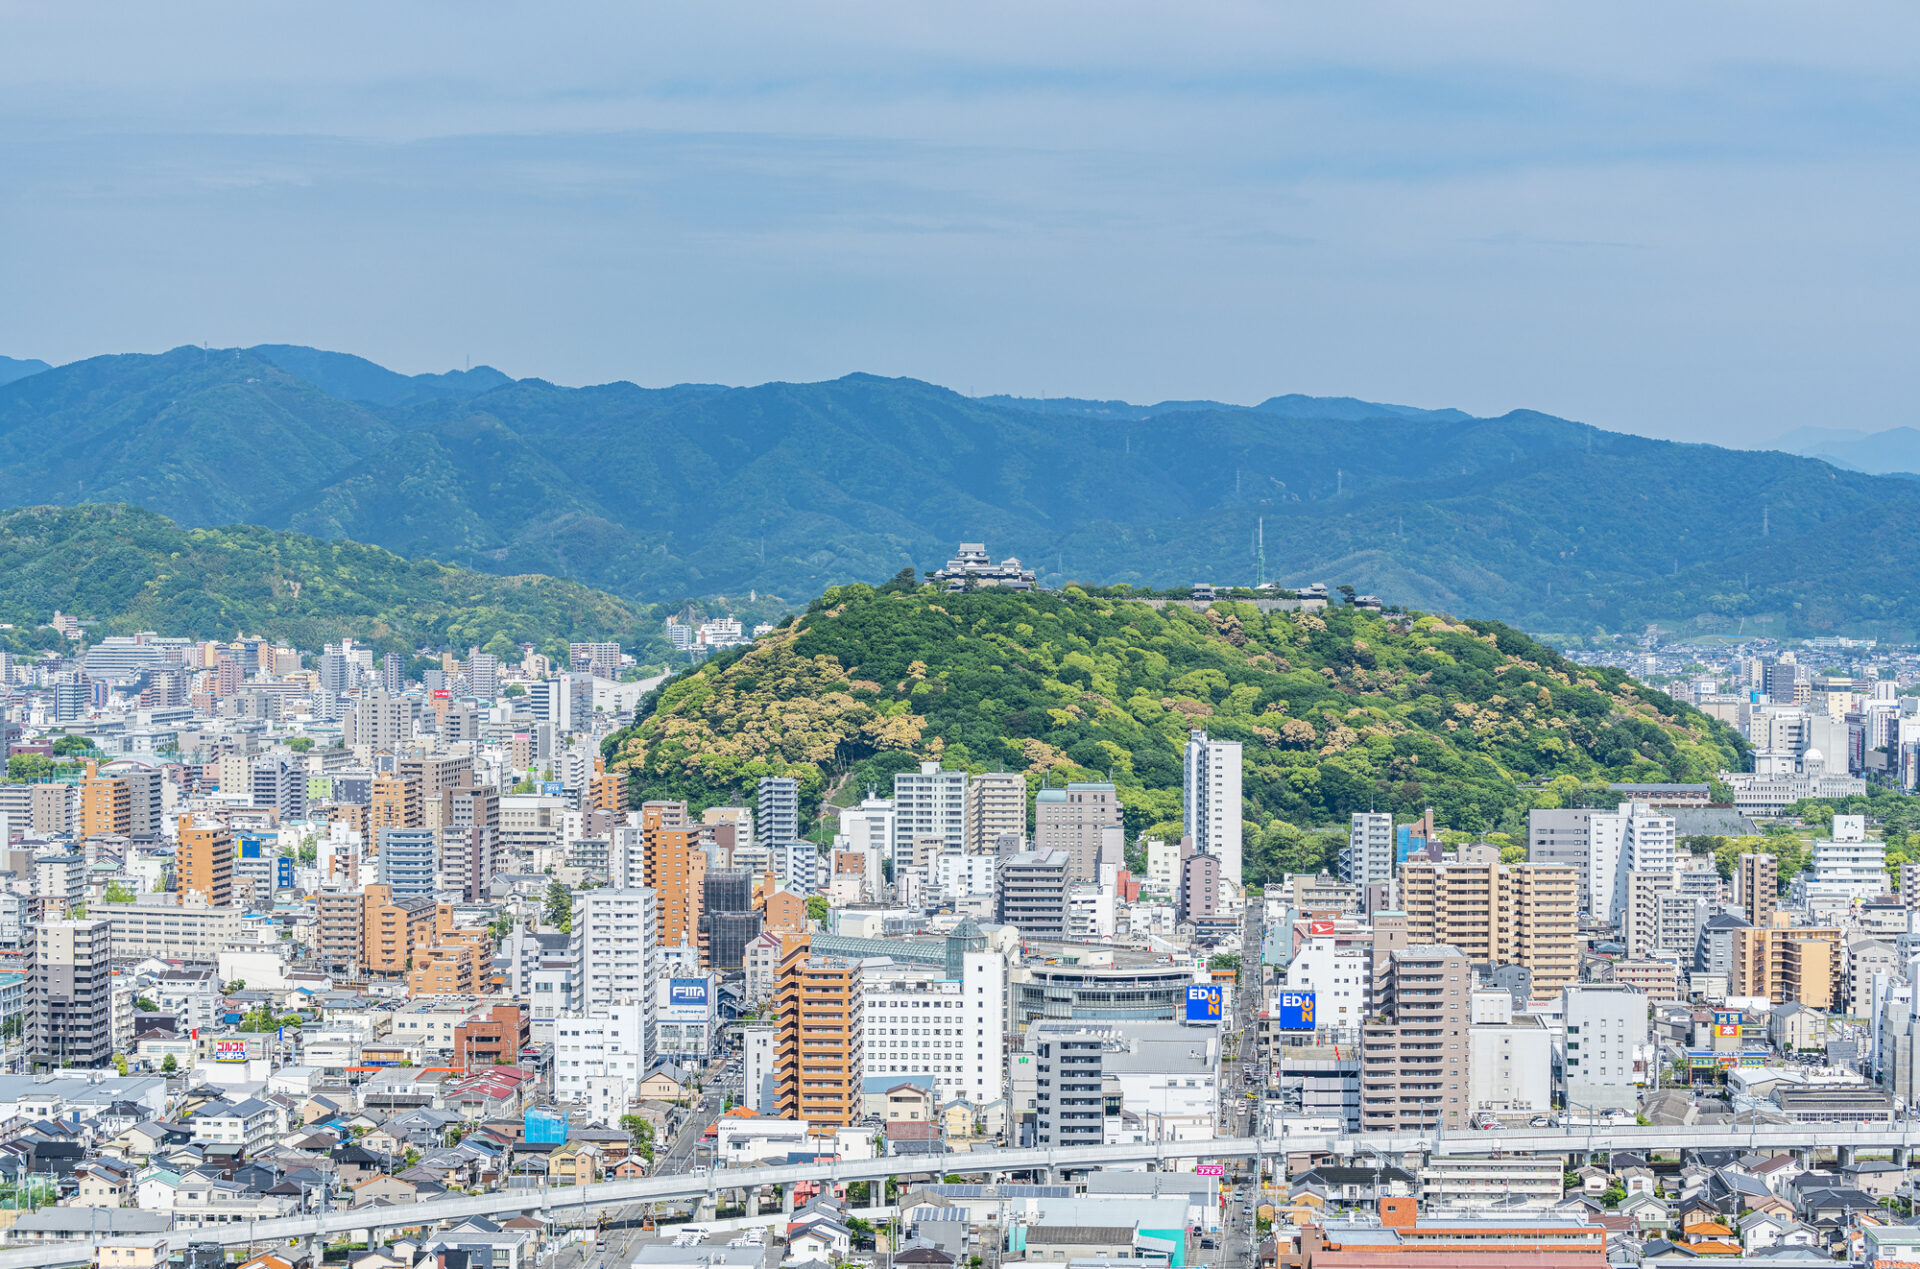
1278, 991, 1316, 1030
670, 978, 710, 1007
1185, 984, 1223, 1022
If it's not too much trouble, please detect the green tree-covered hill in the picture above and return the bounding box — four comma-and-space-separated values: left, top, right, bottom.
605, 584, 1747, 882
0, 504, 660, 654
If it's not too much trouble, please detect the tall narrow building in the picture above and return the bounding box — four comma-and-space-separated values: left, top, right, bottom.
756, 776, 801, 846
1360, 944, 1471, 1133
643, 805, 706, 954
773, 936, 863, 1127
177, 817, 234, 908
1183, 730, 1243, 885
1738, 852, 1779, 929
570, 888, 660, 1017
965, 772, 1027, 854
29, 919, 113, 1069
441, 778, 501, 903
893, 762, 968, 872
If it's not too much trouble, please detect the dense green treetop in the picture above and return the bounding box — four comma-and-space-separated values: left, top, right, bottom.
606, 584, 1747, 883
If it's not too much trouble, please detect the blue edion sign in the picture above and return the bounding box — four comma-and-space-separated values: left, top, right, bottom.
1277, 991, 1316, 1030
1184, 984, 1223, 1022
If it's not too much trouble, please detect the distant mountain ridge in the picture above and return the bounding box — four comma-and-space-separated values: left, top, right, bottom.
3, 344, 1918, 638
0, 356, 49, 388
975, 390, 1472, 423
1772, 424, 1920, 476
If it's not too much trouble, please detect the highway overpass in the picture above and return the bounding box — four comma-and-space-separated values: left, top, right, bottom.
0, 1122, 1914, 1268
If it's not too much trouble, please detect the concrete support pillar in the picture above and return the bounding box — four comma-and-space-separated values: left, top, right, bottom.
696, 1191, 718, 1222
1798, 1148, 1815, 1170
748, 1188, 761, 1217
1839, 1145, 1857, 1168
782, 1184, 796, 1215
1897, 1146, 1910, 1168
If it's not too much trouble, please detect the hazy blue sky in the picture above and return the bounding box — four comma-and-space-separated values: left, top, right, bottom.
2, 3, 1915, 444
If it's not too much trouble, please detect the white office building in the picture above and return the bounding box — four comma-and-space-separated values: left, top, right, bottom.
1561, 984, 1649, 1113
1183, 730, 1243, 886
1794, 814, 1889, 910
859, 920, 1006, 1106
553, 1003, 649, 1123
1283, 933, 1372, 1034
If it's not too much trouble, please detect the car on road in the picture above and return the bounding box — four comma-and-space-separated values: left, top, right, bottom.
1529, 1115, 1550, 1127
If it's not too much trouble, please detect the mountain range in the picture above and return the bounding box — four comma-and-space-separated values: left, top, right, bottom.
3, 344, 1918, 638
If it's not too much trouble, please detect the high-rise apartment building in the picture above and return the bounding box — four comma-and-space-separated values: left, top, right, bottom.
1730, 926, 1840, 1008
570, 888, 660, 1015
29, 919, 113, 1069
1359, 944, 1471, 1133
371, 776, 415, 833
756, 776, 801, 847
965, 772, 1027, 855
376, 827, 438, 896
315, 883, 436, 976
1597, 804, 1674, 926
349, 691, 412, 753
1183, 730, 1243, 885
773, 937, 863, 1127
250, 756, 309, 822
996, 849, 1069, 939
570, 641, 622, 679
1527, 808, 1595, 910
642, 805, 705, 954
1342, 812, 1395, 887
441, 779, 501, 903
78, 761, 132, 840
176, 817, 235, 908
380, 651, 404, 694
1033, 782, 1123, 884
463, 651, 501, 698
1397, 862, 1581, 994
893, 762, 968, 871
399, 753, 472, 833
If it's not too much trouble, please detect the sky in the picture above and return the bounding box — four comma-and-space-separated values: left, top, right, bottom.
2, 3, 1917, 445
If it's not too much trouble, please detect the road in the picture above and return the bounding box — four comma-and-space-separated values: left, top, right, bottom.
654, 1053, 737, 1177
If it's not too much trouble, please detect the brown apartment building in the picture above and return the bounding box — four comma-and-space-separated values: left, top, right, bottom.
1359, 943, 1471, 1133
643, 804, 706, 954
773, 936, 864, 1127
316, 883, 439, 976
176, 817, 234, 907
1730, 926, 1840, 1008
1738, 853, 1780, 929
1397, 862, 1580, 995
79, 762, 131, 840
400, 753, 472, 832
370, 776, 414, 838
